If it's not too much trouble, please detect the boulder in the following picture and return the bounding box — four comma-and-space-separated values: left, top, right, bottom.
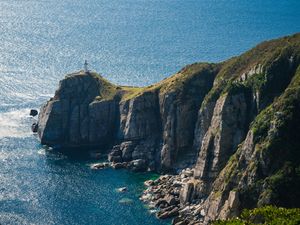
128, 159, 147, 172
108, 155, 123, 163
31, 123, 38, 133
30, 109, 38, 117
165, 195, 178, 206
111, 163, 126, 169
169, 207, 179, 217
155, 199, 168, 208
174, 221, 188, 225
144, 180, 154, 187
157, 207, 179, 219
179, 182, 194, 205
108, 147, 123, 163
120, 141, 135, 161
110, 147, 122, 156
91, 162, 109, 170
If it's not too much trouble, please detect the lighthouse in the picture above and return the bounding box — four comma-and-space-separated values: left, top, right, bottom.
84, 60, 89, 73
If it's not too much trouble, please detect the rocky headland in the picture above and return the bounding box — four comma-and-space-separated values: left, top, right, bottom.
35, 33, 300, 224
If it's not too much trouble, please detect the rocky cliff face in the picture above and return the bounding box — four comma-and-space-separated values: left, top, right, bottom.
36, 33, 300, 224
38, 72, 119, 147
37, 63, 219, 172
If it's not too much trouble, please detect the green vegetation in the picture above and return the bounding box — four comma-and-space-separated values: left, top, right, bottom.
67, 34, 300, 108
244, 73, 266, 91
120, 62, 219, 102
251, 65, 300, 143
214, 66, 300, 213
89, 72, 119, 101
158, 63, 218, 95
213, 206, 300, 225
64, 63, 220, 104
201, 33, 300, 110
119, 86, 148, 102
91, 62, 219, 103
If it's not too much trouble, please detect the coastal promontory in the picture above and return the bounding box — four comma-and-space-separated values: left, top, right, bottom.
36, 33, 300, 224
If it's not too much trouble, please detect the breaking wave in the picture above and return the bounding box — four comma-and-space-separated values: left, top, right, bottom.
0, 108, 35, 138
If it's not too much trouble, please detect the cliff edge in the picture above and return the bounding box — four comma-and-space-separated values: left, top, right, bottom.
36, 33, 300, 224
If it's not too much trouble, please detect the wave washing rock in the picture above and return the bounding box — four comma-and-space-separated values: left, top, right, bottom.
36, 33, 300, 223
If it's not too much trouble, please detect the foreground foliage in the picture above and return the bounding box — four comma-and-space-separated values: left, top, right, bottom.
213, 206, 300, 225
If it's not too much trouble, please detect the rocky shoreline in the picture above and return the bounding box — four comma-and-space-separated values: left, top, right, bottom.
90, 159, 147, 172
141, 169, 206, 225
91, 161, 202, 224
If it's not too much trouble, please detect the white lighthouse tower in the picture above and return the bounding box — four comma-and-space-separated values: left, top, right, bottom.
84, 60, 89, 73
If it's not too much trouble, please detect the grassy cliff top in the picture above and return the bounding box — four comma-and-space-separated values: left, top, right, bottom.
65, 63, 219, 102
201, 32, 300, 107
64, 33, 300, 103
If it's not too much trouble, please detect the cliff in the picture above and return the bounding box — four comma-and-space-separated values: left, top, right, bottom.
36, 33, 300, 224
38, 63, 219, 171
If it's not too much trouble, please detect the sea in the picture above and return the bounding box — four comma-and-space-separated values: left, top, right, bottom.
0, 0, 299, 224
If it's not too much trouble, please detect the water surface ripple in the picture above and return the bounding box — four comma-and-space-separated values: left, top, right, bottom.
0, 0, 299, 224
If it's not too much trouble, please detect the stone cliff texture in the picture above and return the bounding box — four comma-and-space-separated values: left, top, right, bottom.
38, 72, 119, 147
38, 63, 219, 172
37, 33, 300, 224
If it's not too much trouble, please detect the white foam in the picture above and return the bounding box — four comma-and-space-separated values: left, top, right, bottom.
0, 108, 33, 138
37, 149, 46, 155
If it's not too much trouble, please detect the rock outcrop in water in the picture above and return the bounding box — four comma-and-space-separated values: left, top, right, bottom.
36, 33, 300, 224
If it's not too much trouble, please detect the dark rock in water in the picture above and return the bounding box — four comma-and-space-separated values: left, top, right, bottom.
30, 109, 38, 117
112, 162, 127, 169
31, 123, 38, 133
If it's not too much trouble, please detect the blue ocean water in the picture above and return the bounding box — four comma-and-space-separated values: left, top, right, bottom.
0, 0, 299, 224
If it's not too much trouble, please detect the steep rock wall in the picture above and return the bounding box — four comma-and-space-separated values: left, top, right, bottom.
36, 33, 300, 224
140, 34, 300, 224
38, 72, 118, 147
158, 64, 219, 171
37, 63, 219, 172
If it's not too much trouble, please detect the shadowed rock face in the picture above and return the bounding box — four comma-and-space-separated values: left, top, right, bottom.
38, 72, 118, 147
37, 63, 219, 172
194, 91, 251, 183
119, 91, 161, 140
37, 33, 300, 223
